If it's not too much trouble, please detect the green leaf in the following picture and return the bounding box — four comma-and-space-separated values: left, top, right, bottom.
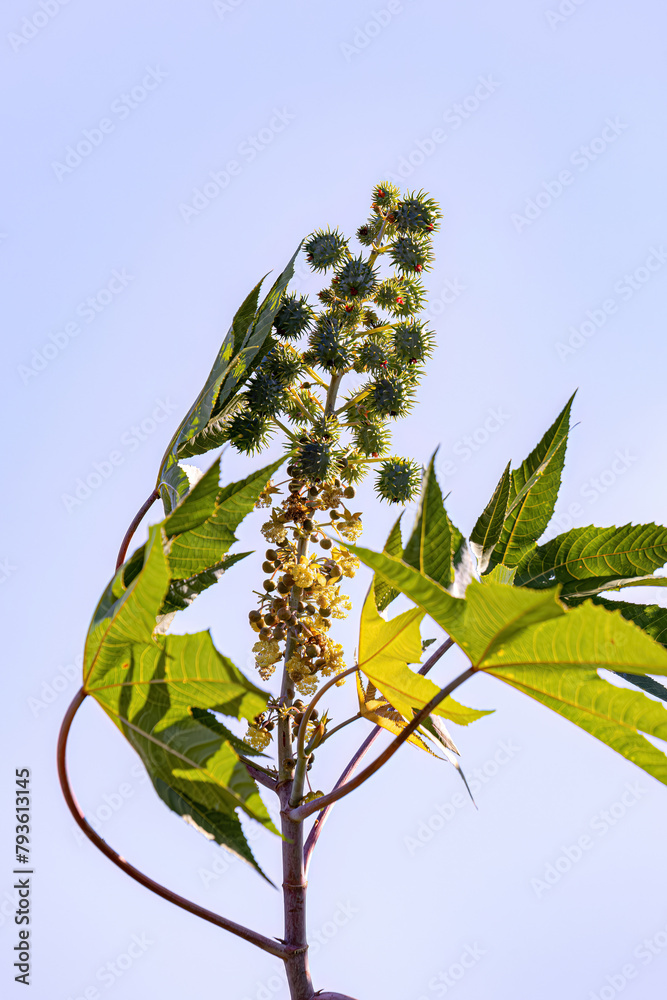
588, 597, 667, 649
160, 552, 250, 615
403, 451, 453, 588
374, 516, 403, 612
487, 394, 575, 571
469, 462, 511, 573
357, 588, 490, 727
494, 667, 667, 785
516, 522, 667, 600
165, 456, 284, 580
83, 526, 276, 874
614, 672, 667, 705
157, 244, 301, 511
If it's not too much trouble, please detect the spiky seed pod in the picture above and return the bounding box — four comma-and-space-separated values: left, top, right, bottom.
308, 314, 355, 371
317, 288, 335, 305
387, 277, 426, 318
393, 192, 442, 234
311, 414, 342, 442
226, 410, 273, 454
368, 376, 413, 419
304, 228, 349, 272
245, 372, 288, 416
375, 457, 421, 504
362, 308, 381, 329
355, 337, 391, 373
392, 320, 434, 363
356, 216, 384, 247
372, 181, 401, 209
262, 341, 304, 386
282, 386, 321, 425
388, 235, 434, 274
296, 440, 336, 482
334, 255, 379, 299
352, 419, 392, 457
373, 278, 402, 311
338, 449, 366, 484
273, 293, 314, 340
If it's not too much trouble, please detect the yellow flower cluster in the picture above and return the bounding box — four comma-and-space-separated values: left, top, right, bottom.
261, 513, 287, 544
252, 638, 282, 680
310, 583, 352, 619
332, 546, 360, 578
286, 655, 319, 696
318, 483, 346, 508
337, 517, 363, 542
245, 724, 272, 751
284, 555, 326, 589
255, 480, 280, 509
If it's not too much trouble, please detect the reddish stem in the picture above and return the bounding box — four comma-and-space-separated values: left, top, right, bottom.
303, 636, 455, 871
115, 489, 160, 570
57, 687, 289, 960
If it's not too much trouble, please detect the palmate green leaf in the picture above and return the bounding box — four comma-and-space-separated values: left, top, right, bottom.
515, 523, 667, 596
470, 462, 511, 573
123, 455, 282, 617
157, 244, 301, 512
404, 451, 453, 588
83, 527, 275, 874
357, 588, 490, 727
349, 543, 667, 784
486, 394, 575, 572
374, 516, 404, 612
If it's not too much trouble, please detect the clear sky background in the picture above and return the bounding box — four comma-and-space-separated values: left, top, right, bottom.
3, 1, 667, 998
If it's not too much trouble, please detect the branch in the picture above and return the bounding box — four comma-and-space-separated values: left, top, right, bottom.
311, 994, 360, 999
302, 636, 455, 870
58, 688, 289, 960
287, 664, 477, 823
115, 489, 160, 570
240, 758, 278, 791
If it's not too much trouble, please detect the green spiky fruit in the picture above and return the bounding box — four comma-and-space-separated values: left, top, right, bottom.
368, 376, 412, 419
262, 342, 304, 386
273, 293, 314, 340
283, 387, 321, 425
308, 314, 355, 371
355, 337, 391, 373
339, 449, 366, 484
372, 181, 401, 209
245, 372, 288, 416
392, 320, 434, 363
374, 457, 421, 504
362, 308, 381, 329
389, 235, 434, 274
352, 420, 391, 456
226, 410, 272, 455
311, 415, 341, 442
374, 278, 402, 310
388, 278, 426, 318
356, 216, 384, 247
295, 440, 336, 481
335, 255, 379, 299
304, 228, 349, 272
393, 192, 442, 234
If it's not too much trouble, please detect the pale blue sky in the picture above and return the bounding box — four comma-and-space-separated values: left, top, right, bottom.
3, 1, 667, 998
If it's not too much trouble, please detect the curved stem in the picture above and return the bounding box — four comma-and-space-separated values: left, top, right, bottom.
57, 688, 289, 960
302, 637, 455, 870
115, 489, 160, 570
287, 664, 477, 823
